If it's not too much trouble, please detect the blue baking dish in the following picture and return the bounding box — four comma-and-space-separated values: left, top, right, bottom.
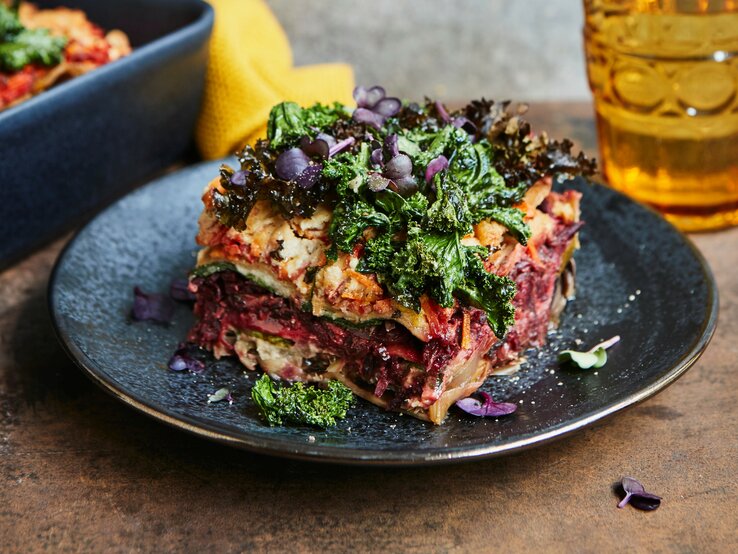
0, 0, 213, 269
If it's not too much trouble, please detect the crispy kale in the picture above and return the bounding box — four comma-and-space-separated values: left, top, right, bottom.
267, 101, 348, 149
251, 374, 354, 427
359, 225, 516, 336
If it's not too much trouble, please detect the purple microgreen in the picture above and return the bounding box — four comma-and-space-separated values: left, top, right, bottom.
456, 391, 517, 417
328, 136, 356, 157
371, 147, 384, 167
384, 134, 400, 158
617, 477, 662, 511
392, 174, 418, 194
353, 85, 386, 108
558, 335, 620, 369
383, 153, 413, 181
131, 286, 175, 324
299, 136, 330, 159
169, 278, 195, 302
352, 107, 386, 129
295, 163, 323, 189
368, 172, 390, 192
230, 169, 248, 187
275, 147, 310, 181
167, 342, 206, 373
352, 85, 401, 128
434, 100, 451, 123
373, 97, 401, 117
316, 132, 337, 148
425, 155, 449, 183
207, 387, 232, 404
453, 116, 478, 136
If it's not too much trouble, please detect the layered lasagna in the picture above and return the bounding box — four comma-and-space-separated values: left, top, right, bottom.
1, 2, 131, 111
187, 89, 595, 424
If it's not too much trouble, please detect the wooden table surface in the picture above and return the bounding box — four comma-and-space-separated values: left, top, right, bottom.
1, 102, 736, 553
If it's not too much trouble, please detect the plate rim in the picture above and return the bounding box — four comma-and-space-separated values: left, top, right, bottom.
47, 161, 720, 466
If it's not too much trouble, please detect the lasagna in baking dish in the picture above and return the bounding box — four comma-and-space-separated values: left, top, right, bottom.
0, 2, 131, 111
187, 88, 595, 424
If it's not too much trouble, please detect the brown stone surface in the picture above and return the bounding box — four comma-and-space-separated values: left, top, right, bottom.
1, 103, 736, 553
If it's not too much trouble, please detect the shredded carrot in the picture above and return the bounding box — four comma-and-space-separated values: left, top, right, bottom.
461, 311, 471, 350
527, 239, 541, 265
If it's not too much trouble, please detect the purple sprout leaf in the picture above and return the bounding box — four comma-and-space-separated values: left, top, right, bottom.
275, 147, 311, 181
371, 147, 384, 167
425, 155, 449, 184
132, 286, 175, 324
618, 477, 662, 511
352, 86, 401, 128
434, 100, 451, 123
353, 85, 386, 108
328, 136, 355, 158
299, 136, 330, 159
316, 132, 337, 148
295, 163, 323, 189
207, 387, 231, 404
456, 391, 517, 417
453, 116, 478, 136
392, 174, 418, 194
168, 342, 206, 373
373, 97, 402, 117
169, 278, 195, 302
630, 493, 663, 511
383, 153, 413, 181
383, 134, 400, 158
368, 172, 390, 192
230, 170, 248, 187
353, 107, 386, 129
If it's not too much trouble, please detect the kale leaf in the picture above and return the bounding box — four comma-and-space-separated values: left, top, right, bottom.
425, 174, 473, 234
329, 197, 390, 253
322, 142, 371, 194
267, 101, 346, 149
360, 224, 516, 335
458, 254, 516, 338
475, 206, 531, 245
251, 374, 354, 427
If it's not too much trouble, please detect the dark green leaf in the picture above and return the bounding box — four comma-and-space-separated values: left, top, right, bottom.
425, 174, 473, 234
267, 102, 307, 149
477, 206, 531, 245
251, 374, 354, 427
459, 255, 516, 338
190, 262, 237, 278
267, 101, 346, 149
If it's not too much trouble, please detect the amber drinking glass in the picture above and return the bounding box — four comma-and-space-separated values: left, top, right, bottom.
583, 0, 738, 231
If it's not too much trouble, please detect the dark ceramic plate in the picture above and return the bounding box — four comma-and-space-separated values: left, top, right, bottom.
49, 160, 718, 465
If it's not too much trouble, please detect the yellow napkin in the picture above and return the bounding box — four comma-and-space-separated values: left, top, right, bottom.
196, 0, 355, 160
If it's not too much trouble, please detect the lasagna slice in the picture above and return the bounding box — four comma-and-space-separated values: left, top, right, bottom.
186, 91, 594, 424
1, 3, 131, 111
